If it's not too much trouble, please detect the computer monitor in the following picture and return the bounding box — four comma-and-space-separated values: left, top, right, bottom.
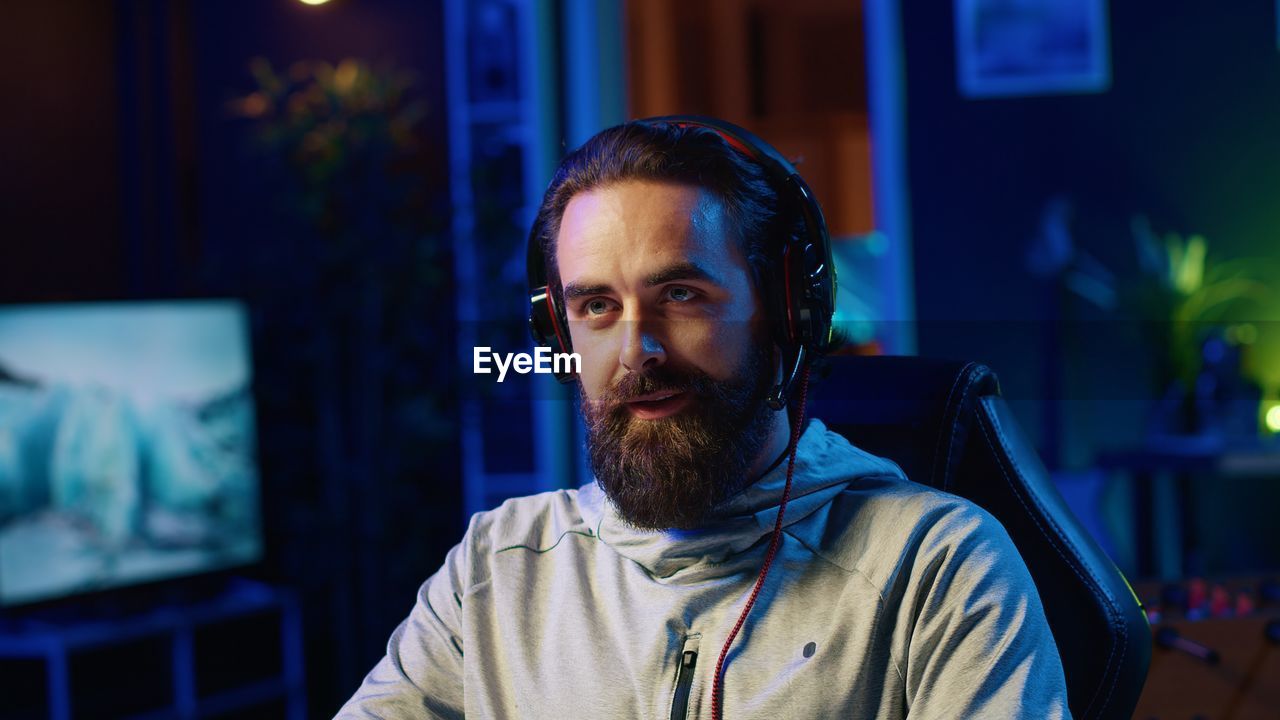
0, 300, 263, 607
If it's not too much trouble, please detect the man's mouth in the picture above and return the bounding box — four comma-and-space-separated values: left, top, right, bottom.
624, 390, 692, 420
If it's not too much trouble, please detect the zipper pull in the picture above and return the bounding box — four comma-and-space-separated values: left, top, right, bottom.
671, 649, 699, 720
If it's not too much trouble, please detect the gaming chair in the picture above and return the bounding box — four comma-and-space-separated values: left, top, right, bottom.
809, 355, 1151, 719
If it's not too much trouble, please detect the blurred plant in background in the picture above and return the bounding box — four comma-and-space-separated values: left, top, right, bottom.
1127, 217, 1279, 438
226, 57, 459, 663
229, 54, 454, 436
229, 54, 454, 455
1028, 198, 1280, 439
231, 58, 444, 284
1129, 217, 1276, 392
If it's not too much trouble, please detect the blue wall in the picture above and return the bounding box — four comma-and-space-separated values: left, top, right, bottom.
903, 0, 1280, 468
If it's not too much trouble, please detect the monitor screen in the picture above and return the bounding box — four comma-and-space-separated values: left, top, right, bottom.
0, 300, 263, 607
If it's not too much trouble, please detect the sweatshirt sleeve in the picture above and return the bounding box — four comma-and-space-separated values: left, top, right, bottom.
334, 535, 471, 719
901, 502, 1070, 719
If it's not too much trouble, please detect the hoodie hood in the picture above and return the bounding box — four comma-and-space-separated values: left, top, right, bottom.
577, 418, 906, 582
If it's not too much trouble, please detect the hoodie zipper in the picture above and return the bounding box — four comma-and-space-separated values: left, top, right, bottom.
670, 635, 700, 720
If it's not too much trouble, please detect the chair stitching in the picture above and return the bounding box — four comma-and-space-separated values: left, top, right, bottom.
977, 407, 1122, 717
977, 410, 1118, 718
930, 362, 975, 492
975, 405, 1124, 719
1095, 601, 1128, 719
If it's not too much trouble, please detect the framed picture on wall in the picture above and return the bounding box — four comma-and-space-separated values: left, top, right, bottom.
955, 0, 1111, 99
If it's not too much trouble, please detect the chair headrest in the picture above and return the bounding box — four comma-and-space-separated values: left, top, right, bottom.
808, 356, 999, 491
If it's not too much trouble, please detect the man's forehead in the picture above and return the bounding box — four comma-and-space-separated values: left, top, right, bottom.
555, 181, 743, 278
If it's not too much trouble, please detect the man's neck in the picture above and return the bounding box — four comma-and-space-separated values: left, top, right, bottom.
745, 406, 795, 483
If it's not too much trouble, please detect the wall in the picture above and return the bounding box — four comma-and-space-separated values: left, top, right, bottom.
902, 0, 1280, 468
0, 2, 124, 301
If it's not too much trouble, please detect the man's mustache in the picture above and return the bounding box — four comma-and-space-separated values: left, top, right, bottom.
596, 366, 708, 407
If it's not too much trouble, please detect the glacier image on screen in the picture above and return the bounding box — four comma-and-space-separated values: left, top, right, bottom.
0, 301, 263, 606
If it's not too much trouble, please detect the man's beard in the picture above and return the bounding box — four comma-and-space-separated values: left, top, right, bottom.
581, 344, 777, 531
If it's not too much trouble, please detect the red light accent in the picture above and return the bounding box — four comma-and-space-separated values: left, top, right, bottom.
547, 291, 570, 356
667, 121, 756, 158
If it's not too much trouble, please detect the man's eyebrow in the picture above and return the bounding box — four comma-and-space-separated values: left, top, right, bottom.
563, 282, 612, 300
643, 262, 722, 288
562, 262, 724, 302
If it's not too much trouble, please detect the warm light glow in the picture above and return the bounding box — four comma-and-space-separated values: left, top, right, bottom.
298, 0, 331, 5
1266, 404, 1280, 433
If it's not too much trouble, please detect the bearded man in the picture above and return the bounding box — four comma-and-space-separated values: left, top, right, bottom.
337, 120, 1069, 719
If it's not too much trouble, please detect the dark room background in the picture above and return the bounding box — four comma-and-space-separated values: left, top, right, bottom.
2, 0, 1279, 717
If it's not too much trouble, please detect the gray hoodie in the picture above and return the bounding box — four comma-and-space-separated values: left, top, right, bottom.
337, 419, 1069, 719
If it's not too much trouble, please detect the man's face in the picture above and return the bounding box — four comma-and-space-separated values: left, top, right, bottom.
556, 180, 777, 530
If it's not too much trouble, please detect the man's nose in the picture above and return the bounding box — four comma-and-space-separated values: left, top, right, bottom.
618, 319, 666, 373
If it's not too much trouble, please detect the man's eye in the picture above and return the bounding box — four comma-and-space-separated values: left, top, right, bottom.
585, 298, 612, 315
666, 286, 695, 302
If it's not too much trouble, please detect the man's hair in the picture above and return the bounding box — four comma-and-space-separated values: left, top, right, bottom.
534, 121, 782, 295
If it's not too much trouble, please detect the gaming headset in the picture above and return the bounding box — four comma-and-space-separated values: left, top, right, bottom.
527, 115, 837, 410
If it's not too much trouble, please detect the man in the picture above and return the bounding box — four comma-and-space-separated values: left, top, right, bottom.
337, 120, 1069, 718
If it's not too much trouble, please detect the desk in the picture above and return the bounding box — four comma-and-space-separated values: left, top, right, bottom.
1131, 576, 1280, 719
1097, 436, 1280, 580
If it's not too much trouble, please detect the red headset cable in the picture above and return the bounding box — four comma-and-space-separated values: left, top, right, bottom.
711, 364, 811, 720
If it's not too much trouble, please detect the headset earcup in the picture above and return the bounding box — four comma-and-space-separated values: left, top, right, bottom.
797, 238, 835, 350
775, 226, 824, 348
781, 174, 835, 353
529, 286, 572, 357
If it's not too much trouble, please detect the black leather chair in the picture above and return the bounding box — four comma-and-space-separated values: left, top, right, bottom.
807, 355, 1150, 720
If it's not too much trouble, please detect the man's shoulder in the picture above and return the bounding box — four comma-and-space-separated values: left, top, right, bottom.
463, 487, 592, 555
799, 421, 1005, 546
845, 473, 996, 531
799, 469, 1014, 587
